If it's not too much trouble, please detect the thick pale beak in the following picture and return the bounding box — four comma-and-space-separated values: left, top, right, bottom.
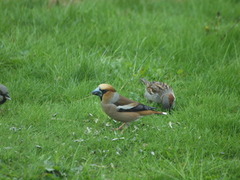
91, 87, 102, 97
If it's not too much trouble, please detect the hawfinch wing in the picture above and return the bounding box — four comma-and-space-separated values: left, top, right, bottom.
92, 83, 167, 129
114, 95, 136, 106
117, 102, 155, 112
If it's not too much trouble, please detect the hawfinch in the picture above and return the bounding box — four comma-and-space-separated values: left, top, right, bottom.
92, 84, 167, 130
141, 78, 175, 112
0, 84, 11, 105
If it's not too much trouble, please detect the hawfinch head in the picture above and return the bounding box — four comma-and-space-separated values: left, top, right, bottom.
92, 84, 116, 99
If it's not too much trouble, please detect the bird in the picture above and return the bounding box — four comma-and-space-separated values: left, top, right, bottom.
92, 84, 167, 130
0, 84, 11, 105
141, 78, 175, 112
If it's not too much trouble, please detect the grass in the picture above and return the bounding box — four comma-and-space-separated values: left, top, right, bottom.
0, 0, 240, 179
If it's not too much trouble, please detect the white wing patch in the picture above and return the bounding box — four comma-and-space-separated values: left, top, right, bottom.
116, 103, 136, 110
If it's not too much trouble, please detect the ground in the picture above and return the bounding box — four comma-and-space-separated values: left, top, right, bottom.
0, 0, 240, 179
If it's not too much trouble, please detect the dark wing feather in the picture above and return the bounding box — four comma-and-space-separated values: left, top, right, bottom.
118, 104, 156, 112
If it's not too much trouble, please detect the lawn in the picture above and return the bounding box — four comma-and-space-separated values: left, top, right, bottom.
0, 0, 240, 179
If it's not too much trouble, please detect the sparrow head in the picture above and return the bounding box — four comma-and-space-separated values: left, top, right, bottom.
92, 84, 116, 100
0, 84, 11, 105
140, 78, 150, 86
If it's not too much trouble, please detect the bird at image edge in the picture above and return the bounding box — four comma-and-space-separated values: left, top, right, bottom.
92, 84, 167, 130
0, 84, 11, 105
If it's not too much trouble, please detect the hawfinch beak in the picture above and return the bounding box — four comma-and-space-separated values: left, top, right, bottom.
92, 83, 167, 130
91, 87, 102, 97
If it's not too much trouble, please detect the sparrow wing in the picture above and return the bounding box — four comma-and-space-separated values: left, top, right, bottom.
155, 82, 171, 91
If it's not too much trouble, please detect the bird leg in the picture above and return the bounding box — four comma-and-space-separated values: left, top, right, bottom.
114, 123, 130, 131
169, 109, 172, 115
115, 123, 126, 130
169, 108, 174, 115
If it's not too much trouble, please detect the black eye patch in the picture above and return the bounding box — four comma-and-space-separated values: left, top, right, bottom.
101, 89, 108, 95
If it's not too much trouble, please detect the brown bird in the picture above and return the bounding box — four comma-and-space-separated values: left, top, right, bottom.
0, 84, 11, 105
92, 84, 167, 130
141, 78, 175, 112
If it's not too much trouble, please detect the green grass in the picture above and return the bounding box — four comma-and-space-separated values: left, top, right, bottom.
0, 0, 240, 179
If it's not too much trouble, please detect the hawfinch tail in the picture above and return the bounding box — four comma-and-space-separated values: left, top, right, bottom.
92, 84, 167, 130
141, 78, 175, 112
0, 84, 11, 105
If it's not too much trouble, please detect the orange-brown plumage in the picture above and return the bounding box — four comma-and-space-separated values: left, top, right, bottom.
92, 83, 167, 130
99, 84, 116, 92
137, 110, 164, 116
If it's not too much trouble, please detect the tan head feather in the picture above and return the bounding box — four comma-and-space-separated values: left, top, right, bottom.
99, 84, 116, 92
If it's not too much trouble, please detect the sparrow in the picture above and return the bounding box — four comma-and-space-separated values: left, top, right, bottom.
141, 78, 175, 112
0, 84, 11, 105
92, 84, 167, 130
